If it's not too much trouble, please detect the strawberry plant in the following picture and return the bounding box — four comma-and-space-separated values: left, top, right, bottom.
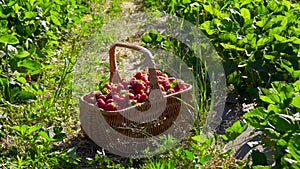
0, 0, 89, 105
143, 0, 300, 101
242, 81, 300, 168
143, 0, 300, 168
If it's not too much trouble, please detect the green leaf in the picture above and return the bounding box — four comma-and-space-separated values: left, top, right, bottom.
280, 17, 288, 27
12, 91, 37, 103
267, 105, 281, 114
229, 8, 244, 26
272, 81, 287, 93
294, 80, 300, 92
184, 150, 194, 160
50, 15, 61, 26
220, 43, 244, 51
14, 125, 29, 136
268, 114, 297, 132
191, 134, 209, 143
288, 134, 300, 161
264, 127, 281, 138
27, 124, 43, 135
291, 95, 300, 108
267, 0, 278, 11
257, 37, 269, 47
282, 0, 291, 10
264, 55, 275, 60
199, 155, 212, 164
52, 126, 67, 141
24, 11, 37, 20
256, 17, 268, 27
0, 34, 19, 44
279, 85, 294, 101
240, 8, 251, 21
142, 34, 152, 43
277, 138, 287, 147
200, 21, 215, 35
54, 0, 63, 5
16, 51, 30, 58
220, 149, 233, 158
203, 5, 214, 15
222, 120, 248, 141
149, 29, 158, 38
7, 1, 17, 6
244, 107, 267, 128
260, 95, 275, 104
39, 131, 55, 142
220, 33, 237, 43
17, 59, 41, 70
260, 87, 272, 95
269, 93, 281, 103
241, 0, 252, 7
220, 18, 233, 31
29, 0, 36, 5
269, 27, 284, 38
16, 76, 27, 84
292, 70, 300, 79
274, 34, 287, 42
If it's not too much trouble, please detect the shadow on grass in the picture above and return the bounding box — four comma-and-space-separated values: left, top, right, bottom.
53, 131, 146, 168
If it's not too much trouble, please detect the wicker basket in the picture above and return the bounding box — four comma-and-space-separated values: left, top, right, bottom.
80, 42, 193, 149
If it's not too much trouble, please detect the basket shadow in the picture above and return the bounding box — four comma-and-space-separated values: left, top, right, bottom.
53, 131, 145, 168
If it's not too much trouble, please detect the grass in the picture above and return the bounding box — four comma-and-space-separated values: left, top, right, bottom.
0, 0, 247, 168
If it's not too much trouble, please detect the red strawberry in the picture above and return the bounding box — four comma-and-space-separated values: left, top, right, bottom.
158, 79, 163, 85
25, 74, 31, 81
84, 95, 96, 103
132, 81, 145, 93
117, 84, 124, 91
84, 91, 98, 103
128, 93, 135, 99
134, 72, 142, 79
114, 94, 127, 107
163, 81, 171, 91
160, 85, 165, 91
168, 77, 176, 82
131, 77, 137, 84
97, 98, 106, 109
129, 89, 135, 94
121, 79, 129, 88
141, 74, 148, 82
96, 94, 106, 100
173, 85, 180, 92
104, 84, 112, 91
178, 80, 187, 89
156, 70, 163, 76
167, 88, 175, 94
106, 94, 112, 100
105, 103, 116, 111
136, 94, 141, 102
139, 93, 148, 102
106, 98, 113, 103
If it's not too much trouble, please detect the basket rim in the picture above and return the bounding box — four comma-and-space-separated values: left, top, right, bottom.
80, 83, 193, 115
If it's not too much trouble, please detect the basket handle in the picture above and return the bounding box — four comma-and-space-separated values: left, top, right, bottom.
109, 42, 160, 91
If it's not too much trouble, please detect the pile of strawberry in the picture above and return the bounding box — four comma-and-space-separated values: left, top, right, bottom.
84, 70, 188, 111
